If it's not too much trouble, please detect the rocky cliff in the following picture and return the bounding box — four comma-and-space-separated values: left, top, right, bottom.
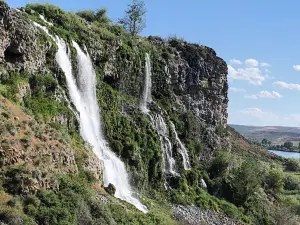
0, 2, 250, 225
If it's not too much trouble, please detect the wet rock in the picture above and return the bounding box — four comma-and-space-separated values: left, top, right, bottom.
104, 183, 116, 196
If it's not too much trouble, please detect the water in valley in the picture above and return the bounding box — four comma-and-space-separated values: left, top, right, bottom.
269, 150, 300, 159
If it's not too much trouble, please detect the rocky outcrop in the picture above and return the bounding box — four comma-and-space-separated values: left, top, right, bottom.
150, 37, 229, 157
172, 205, 241, 225
0, 2, 50, 73
0, 96, 102, 193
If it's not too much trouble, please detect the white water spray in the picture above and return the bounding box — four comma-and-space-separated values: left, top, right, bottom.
39, 15, 54, 26
33, 22, 147, 212
140, 53, 191, 173
154, 114, 178, 175
140, 53, 152, 113
170, 122, 191, 170
140, 53, 177, 175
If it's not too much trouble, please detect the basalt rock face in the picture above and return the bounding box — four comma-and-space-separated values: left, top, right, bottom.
90, 35, 230, 159
0, 2, 229, 186
0, 2, 50, 73
150, 37, 229, 157
0, 2, 103, 191
0, 0, 229, 197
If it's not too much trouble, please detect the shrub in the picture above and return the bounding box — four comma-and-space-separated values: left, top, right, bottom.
208, 151, 231, 178
265, 169, 284, 192
0, 206, 32, 225
285, 158, 300, 172
76, 8, 110, 24
76, 10, 95, 22
284, 174, 300, 190
229, 160, 263, 206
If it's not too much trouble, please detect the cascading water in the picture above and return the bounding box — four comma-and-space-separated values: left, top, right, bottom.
140, 53, 152, 113
170, 122, 191, 170
140, 53, 177, 175
154, 114, 178, 175
140, 53, 191, 173
56, 85, 80, 121
33, 22, 147, 212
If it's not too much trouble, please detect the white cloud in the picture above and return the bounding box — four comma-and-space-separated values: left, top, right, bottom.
245, 59, 259, 67
229, 107, 300, 127
228, 65, 265, 85
229, 87, 246, 92
244, 91, 282, 99
264, 69, 271, 74
245, 95, 258, 99
240, 108, 279, 120
258, 91, 282, 99
273, 81, 300, 90
230, 59, 243, 65
260, 62, 271, 67
293, 65, 300, 71
229, 108, 300, 126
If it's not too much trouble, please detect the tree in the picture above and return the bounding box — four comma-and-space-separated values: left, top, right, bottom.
118, 0, 146, 36
262, 138, 268, 146
284, 141, 293, 149
264, 168, 284, 193
76, 8, 110, 24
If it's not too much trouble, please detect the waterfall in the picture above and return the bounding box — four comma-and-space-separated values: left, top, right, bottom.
39, 15, 54, 26
140, 53, 177, 175
170, 122, 191, 170
140, 53, 191, 174
33, 22, 147, 213
153, 114, 178, 175
140, 53, 152, 113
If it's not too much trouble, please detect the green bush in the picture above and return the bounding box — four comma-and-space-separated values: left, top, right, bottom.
0, 206, 33, 225
285, 158, 300, 172
265, 169, 284, 193
284, 174, 300, 190
208, 151, 232, 178
76, 10, 95, 22
229, 160, 263, 206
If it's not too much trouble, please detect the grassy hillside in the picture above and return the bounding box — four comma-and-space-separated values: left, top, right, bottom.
230, 124, 300, 145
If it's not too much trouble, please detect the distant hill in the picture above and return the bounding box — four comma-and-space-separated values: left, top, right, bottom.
229, 124, 300, 145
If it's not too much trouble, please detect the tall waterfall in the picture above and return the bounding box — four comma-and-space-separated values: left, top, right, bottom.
140, 53, 191, 174
33, 22, 147, 212
170, 122, 191, 170
140, 53, 152, 113
154, 114, 177, 175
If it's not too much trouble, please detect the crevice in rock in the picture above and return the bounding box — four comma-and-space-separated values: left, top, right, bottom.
4, 45, 23, 63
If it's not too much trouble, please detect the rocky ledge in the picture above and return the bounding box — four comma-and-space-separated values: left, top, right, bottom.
172, 205, 242, 225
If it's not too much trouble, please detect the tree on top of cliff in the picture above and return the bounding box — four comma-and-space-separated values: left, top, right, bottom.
76, 8, 110, 24
118, 0, 146, 36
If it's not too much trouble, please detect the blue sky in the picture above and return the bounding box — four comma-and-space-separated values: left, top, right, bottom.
6, 0, 300, 127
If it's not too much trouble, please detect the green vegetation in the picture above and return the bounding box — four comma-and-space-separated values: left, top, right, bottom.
0, 71, 29, 102
285, 158, 300, 172
76, 8, 110, 24
0, 168, 178, 225
269, 141, 300, 152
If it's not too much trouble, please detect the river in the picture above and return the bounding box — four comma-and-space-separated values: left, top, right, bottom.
269, 150, 300, 159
